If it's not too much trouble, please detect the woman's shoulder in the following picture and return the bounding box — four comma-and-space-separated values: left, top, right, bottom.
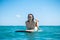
25, 21, 29, 23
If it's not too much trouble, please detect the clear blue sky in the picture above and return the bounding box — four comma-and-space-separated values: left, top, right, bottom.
0, 0, 60, 26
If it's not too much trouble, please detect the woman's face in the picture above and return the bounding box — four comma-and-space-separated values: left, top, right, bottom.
28, 15, 33, 21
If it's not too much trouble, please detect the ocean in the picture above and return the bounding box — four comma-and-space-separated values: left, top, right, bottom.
0, 26, 60, 40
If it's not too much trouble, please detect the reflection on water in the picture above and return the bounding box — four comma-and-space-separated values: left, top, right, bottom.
25, 32, 35, 40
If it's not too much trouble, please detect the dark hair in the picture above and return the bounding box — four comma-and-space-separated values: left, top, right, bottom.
27, 14, 34, 22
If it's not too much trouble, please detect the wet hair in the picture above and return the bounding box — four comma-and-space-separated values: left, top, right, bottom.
27, 14, 34, 22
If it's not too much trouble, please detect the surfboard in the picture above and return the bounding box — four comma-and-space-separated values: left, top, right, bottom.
15, 30, 43, 33
15, 30, 33, 33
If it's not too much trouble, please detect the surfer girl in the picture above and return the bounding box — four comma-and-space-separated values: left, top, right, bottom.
25, 14, 39, 32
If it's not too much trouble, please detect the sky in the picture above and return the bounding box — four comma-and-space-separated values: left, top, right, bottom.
0, 0, 60, 26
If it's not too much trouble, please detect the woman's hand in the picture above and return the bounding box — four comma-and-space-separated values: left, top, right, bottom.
35, 19, 39, 22
35, 19, 39, 27
35, 19, 39, 30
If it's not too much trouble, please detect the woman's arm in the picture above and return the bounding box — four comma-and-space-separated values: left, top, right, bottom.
35, 19, 39, 27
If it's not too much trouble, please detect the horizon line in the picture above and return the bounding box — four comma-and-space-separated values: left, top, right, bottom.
0, 25, 60, 26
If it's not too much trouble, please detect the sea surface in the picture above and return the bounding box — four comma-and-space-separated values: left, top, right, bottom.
0, 26, 60, 40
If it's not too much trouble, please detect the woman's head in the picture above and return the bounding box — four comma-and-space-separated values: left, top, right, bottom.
28, 14, 34, 22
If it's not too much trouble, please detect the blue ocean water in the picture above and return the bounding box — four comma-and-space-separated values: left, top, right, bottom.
0, 26, 60, 40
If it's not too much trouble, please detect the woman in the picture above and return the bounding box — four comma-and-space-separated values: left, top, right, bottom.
25, 14, 39, 32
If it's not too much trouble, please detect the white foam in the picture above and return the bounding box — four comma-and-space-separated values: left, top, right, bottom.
38, 30, 43, 32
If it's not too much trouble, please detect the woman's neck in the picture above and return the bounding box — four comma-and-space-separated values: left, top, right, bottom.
29, 20, 32, 22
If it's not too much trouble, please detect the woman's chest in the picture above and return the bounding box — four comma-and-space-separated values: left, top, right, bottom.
27, 22, 35, 27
